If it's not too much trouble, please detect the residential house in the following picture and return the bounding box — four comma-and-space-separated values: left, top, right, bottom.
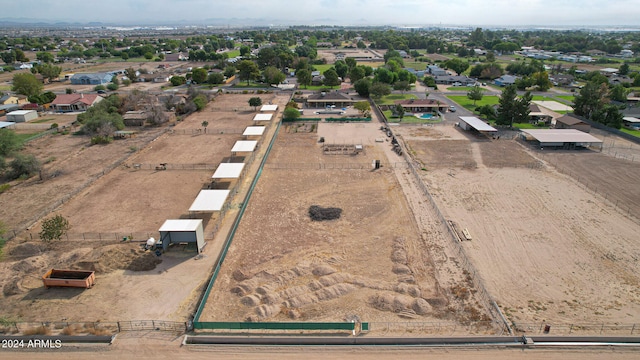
0, 104, 20, 116
426, 65, 448, 76
386, 99, 448, 114
335, 52, 346, 61
50, 93, 103, 113
550, 74, 574, 87
494, 75, 518, 87
433, 75, 476, 86
586, 49, 606, 57
13, 63, 33, 70
554, 114, 591, 133
397, 50, 410, 58
306, 91, 359, 108
620, 49, 634, 58
311, 75, 326, 86
70, 73, 113, 85
164, 52, 187, 61
0, 94, 28, 105
405, 68, 425, 78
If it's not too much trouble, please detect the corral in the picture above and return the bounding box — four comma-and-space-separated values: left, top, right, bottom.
394, 124, 640, 329
0, 93, 289, 323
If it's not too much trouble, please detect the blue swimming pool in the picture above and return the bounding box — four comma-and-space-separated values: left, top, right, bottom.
420, 113, 433, 119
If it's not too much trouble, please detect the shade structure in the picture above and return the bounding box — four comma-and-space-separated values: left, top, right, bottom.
188, 190, 231, 212
159, 219, 203, 232
243, 126, 266, 136
253, 113, 273, 121
260, 104, 278, 111
458, 116, 498, 132
0, 121, 15, 129
231, 140, 257, 153
212, 162, 245, 179
520, 129, 603, 144
158, 219, 205, 253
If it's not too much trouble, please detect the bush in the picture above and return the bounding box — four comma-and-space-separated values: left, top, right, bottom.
309, 205, 342, 221
283, 107, 301, 120
91, 136, 112, 145
39, 214, 70, 243
8, 154, 40, 180
0, 183, 10, 194
94, 85, 106, 91
50, 123, 59, 129
106, 83, 119, 91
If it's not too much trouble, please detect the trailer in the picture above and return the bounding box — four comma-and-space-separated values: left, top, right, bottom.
42, 269, 95, 289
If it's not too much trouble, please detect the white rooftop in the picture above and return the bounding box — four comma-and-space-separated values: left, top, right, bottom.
0, 121, 15, 129
212, 162, 245, 179
231, 140, 257, 152
7, 110, 36, 115
253, 113, 273, 121
159, 219, 203, 232
260, 104, 278, 111
623, 117, 640, 123
459, 116, 498, 132
521, 129, 603, 143
243, 126, 266, 136
188, 190, 230, 212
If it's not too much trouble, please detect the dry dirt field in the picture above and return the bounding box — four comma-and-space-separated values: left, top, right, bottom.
199, 122, 492, 330
396, 124, 640, 330
0, 93, 290, 323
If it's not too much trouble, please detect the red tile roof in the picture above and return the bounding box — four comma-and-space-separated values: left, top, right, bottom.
51, 94, 101, 106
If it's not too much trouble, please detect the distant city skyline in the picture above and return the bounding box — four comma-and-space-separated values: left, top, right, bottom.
2, 0, 639, 27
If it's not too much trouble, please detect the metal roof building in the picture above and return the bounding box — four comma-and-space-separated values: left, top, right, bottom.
253, 113, 273, 121
158, 219, 205, 253
260, 104, 278, 112
189, 190, 231, 212
458, 116, 498, 132
212, 163, 245, 179
520, 129, 603, 150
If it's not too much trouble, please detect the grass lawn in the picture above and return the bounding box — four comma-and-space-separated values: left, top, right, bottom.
226, 49, 240, 58
621, 128, 640, 138
446, 86, 485, 92
14, 132, 43, 142
403, 61, 427, 71
382, 110, 442, 124
231, 82, 271, 88
0, 85, 11, 91
447, 95, 499, 110
304, 85, 340, 91
377, 94, 417, 106
512, 123, 550, 129
312, 64, 332, 74
30, 118, 56, 124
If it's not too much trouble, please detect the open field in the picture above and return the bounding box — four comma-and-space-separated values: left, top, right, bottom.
198, 122, 491, 329
396, 124, 640, 328
0, 93, 290, 323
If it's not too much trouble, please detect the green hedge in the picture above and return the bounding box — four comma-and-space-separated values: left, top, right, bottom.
282, 117, 321, 122
325, 117, 371, 122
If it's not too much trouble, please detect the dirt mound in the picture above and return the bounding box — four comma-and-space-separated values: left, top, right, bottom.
7, 242, 45, 258
309, 205, 342, 221
11, 260, 38, 273
3, 278, 21, 296
412, 298, 432, 315
312, 264, 337, 276
72, 244, 162, 274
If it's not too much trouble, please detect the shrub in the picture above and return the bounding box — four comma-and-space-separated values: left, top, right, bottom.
0, 184, 9, 194
106, 83, 119, 91
50, 123, 59, 129
39, 214, 70, 243
8, 154, 40, 180
94, 85, 106, 91
22, 326, 51, 336
91, 136, 112, 145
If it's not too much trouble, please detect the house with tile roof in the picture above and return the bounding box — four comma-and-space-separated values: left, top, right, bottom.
50, 93, 103, 113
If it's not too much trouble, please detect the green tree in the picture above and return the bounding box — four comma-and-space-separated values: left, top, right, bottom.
201, 120, 209, 133
354, 78, 372, 98
223, 66, 236, 78
1, 50, 16, 64
36, 51, 55, 63
296, 68, 311, 88
263, 66, 285, 86
237, 60, 260, 85
121, 52, 130, 60
531, 71, 553, 91
467, 85, 484, 106
609, 84, 629, 102
0, 129, 23, 156
239, 45, 251, 57
144, 52, 154, 60
125, 67, 138, 82
107, 83, 119, 91
192, 94, 208, 111
349, 66, 365, 83
170, 76, 186, 86
354, 101, 371, 117
370, 82, 391, 100
423, 76, 436, 88
323, 68, 341, 87
334, 60, 349, 79
619, 62, 630, 76
573, 82, 609, 120
11, 73, 43, 97
207, 72, 225, 84
39, 215, 70, 243
594, 104, 623, 129
191, 68, 208, 84
283, 107, 300, 120
485, 51, 496, 62
393, 80, 411, 94
496, 85, 519, 126
394, 104, 405, 122
248, 97, 262, 111
444, 58, 469, 75
8, 154, 40, 180
374, 67, 397, 84
112, 75, 120, 85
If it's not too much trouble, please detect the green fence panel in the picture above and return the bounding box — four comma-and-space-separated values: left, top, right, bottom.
325, 117, 371, 122
361, 322, 369, 331
282, 118, 321, 122
194, 322, 355, 331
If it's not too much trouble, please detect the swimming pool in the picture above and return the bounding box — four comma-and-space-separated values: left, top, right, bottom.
420, 113, 434, 119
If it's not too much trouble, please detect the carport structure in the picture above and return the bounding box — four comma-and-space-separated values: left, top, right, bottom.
260, 104, 278, 112
189, 189, 231, 213
458, 116, 498, 133
231, 140, 257, 156
520, 129, 603, 150
212, 162, 245, 180
243, 126, 265, 139
253, 113, 273, 122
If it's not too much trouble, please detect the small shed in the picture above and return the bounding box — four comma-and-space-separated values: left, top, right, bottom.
458, 116, 498, 133
158, 219, 205, 253
6, 110, 38, 123
554, 114, 591, 133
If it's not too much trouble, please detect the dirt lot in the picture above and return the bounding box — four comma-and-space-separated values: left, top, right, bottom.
198, 122, 492, 330
396, 124, 640, 328
0, 93, 290, 323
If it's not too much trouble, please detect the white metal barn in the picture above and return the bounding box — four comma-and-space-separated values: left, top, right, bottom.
158, 219, 205, 253
6, 110, 38, 123
458, 116, 498, 133
520, 129, 603, 150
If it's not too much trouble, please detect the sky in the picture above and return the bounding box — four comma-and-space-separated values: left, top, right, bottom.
3, 0, 639, 27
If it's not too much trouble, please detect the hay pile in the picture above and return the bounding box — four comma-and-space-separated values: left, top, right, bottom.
309, 205, 342, 221
72, 244, 162, 273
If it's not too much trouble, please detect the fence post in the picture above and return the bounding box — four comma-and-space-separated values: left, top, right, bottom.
632, 324, 635, 334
